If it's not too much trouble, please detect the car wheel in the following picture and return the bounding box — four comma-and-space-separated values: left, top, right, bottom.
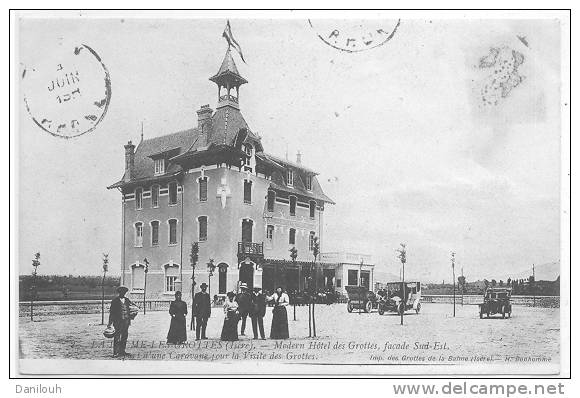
378, 306, 385, 315
365, 301, 372, 313
502, 306, 506, 319
347, 301, 354, 313
487, 312, 490, 318
415, 303, 421, 314
479, 310, 483, 319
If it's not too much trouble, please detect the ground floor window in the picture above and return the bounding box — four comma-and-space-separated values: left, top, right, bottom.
166, 276, 177, 292
131, 265, 145, 291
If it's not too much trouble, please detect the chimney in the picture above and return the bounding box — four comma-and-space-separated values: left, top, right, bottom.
296, 150, 302, 164
124, 141, 135, 182
197, 104, 213, 128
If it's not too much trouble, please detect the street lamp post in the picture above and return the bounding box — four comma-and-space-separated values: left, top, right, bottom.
451, 252, 456, 318
396, 244, 406, 326
143, 258, 149, 315
101, 253, 109, 325
207, 259, 216, 297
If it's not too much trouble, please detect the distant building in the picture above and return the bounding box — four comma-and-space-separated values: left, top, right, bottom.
320, 252, 375, 294
108, 45, 336, 299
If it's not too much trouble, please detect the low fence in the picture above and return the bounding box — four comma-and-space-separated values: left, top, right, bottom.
19, 294, 560, 317
421, 294, 560, 308
18, 299, 173, 318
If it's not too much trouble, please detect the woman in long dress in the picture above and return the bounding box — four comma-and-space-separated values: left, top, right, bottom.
167, 291, 188, 344
267, 286, 290, 339
220, 292, 239, 341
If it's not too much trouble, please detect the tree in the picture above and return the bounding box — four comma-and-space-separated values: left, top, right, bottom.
190, 242, 199, 331
101, 253, 109, 325
491, 279, 497, 287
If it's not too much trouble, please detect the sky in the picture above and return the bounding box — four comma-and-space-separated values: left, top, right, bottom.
18, 15, 564, 282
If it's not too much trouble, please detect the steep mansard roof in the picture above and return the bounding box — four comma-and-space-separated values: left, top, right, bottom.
108, 107, 334, 204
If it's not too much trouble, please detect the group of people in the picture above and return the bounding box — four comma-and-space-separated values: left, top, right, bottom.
107, 283, 291, 357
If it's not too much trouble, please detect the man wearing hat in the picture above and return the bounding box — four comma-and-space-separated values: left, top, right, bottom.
107, 286, 134, 357
193, 283, 211, 340
236, 282, 252, 336
250, 286, 267, 340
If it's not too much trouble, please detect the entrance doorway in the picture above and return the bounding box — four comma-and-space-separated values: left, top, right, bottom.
239, 261, 254, 290
218, 263, 228, 294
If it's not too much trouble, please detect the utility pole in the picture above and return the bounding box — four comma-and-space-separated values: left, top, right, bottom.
532, 263, 536, 307
461, 266, 464, 306
101, 253, 109, 325
451, 252, 456, 317
396, 244, 407, 326
30, 253, 40, 321
143, 258, 149, 315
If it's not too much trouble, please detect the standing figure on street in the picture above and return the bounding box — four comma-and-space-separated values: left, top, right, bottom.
167, 291, 188, 344
220, 292, 240, 341
236, 283, 252, 336
193, 283, 211, 340
250, 286, 267, 340
267, 286, 290, 339
107, 286, 134, 357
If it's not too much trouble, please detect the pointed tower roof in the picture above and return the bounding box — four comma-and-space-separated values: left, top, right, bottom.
209, 48, 248, 86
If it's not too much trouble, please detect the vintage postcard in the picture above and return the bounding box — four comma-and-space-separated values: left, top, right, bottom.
12, 10, 570, 377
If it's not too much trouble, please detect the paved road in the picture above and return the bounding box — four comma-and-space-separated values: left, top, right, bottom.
19, 303, 559, 373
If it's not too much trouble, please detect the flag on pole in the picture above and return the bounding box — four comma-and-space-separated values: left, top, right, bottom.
222, 20, 246, 63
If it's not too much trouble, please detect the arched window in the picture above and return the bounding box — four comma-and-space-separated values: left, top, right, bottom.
289, 228, 296, 245
243, 180, 252, 204
218, 263, 228, 294
309, 201, 316, 219
150, 221, 159, 246
134, 222, 143, 247
289, 196, 297, 216
199, 177, 208, 202
267, 190, 276, 212
135, 188, 143, 210
168, 219, 178, 245
198, 216, 208, 241
168, 182, 178, 205
151, 185, 159, 208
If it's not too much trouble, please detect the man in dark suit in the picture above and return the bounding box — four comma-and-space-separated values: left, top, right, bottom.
107, 286, 134, 357
193, 283, 211, 340
250, 286, 267, 340
236, 283, 252, 336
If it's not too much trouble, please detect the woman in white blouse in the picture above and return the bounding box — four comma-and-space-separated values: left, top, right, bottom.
267, 286, 290, 339
220, 292, 239, 341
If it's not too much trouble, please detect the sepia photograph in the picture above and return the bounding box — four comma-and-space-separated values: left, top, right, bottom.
11, 10, 570, 377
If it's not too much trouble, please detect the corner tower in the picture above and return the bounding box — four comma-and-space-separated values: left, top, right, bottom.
209, 48, 248, 110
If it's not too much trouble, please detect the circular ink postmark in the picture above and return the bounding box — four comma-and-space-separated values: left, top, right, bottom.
22, 43, 112, 139
308, 19, 401, 53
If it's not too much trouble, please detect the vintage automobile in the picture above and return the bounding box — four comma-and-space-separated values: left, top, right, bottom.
376, 282, 422, 315
345, 286, 379, 313
479, 287, 512, 319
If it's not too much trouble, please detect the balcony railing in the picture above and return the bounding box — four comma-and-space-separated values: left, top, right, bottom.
238, 242, 264, 256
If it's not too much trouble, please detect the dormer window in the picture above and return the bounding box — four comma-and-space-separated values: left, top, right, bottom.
154, 158, 165, 175
305, 175, 313, 191
286, 169, 294, 187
